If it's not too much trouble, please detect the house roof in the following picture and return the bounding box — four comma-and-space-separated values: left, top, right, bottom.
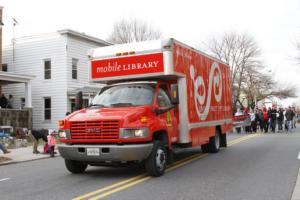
58, 29, 111, 46
0, 71, 34, 85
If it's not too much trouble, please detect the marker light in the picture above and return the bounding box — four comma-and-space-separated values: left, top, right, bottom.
58, 120, 64, 126
140, 116, 148, 124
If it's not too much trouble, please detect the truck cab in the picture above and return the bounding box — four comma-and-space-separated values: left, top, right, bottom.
59, 81, 179, 176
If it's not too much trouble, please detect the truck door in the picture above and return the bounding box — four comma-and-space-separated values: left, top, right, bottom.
157, 85, 179, 143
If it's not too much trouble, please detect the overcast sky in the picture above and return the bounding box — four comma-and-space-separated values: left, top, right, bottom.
0, 0, 299, 105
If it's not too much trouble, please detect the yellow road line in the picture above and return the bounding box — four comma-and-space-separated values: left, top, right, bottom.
166, 153, 208, 173
90, 153, 210, 200
73, 134, 259, 200
72, 174, 147, 200
89, 176, 152, 200
228, 134, 259, 146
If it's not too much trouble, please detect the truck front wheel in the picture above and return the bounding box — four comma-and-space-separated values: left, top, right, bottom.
65, 159, 88, 174
145, 140, 167, 177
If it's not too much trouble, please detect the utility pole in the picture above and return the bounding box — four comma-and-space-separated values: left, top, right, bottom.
12, 17, 18, 63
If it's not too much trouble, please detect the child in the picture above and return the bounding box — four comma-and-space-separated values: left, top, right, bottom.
47, 130, 56, 157
0, 131, 11, 154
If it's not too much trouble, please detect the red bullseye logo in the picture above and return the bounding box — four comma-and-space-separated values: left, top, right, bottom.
190, 62, 222, 120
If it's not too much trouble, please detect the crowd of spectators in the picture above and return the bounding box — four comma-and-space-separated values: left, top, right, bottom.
235, 105, 298, 133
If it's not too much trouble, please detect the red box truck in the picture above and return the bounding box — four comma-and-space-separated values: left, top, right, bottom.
58, 39, 233, 176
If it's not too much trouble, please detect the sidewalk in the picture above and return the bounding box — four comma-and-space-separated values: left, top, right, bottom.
0, 145, 60, 166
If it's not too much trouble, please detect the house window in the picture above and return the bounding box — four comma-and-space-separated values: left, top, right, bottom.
44, 97, 51, 120
72, 58, 78, 79
2, 64, 8, 72
44, 59, 51, 79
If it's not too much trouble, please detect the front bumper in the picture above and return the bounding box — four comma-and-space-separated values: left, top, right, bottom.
58, 143, 153, 163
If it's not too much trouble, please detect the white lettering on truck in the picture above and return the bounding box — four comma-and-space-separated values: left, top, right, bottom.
96, 61, 160, 73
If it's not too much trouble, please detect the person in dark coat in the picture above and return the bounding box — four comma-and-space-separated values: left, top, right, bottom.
31, 130, 48, 154
0, 94, 8, 108
257, 109, 264, 132
277, 108, 284, 132
270, 106, 277, 133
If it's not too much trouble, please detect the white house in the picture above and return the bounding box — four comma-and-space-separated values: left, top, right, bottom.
2, 29, 110, 130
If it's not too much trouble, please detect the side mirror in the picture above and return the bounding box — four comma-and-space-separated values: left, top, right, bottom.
170, 84, 179, 104
154, 105, 175, 115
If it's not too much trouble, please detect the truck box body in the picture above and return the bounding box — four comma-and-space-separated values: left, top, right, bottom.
58, 39, 233, 176
89, 39, 232, 146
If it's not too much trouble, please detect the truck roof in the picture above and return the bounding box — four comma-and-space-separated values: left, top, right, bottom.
88, 39, 172, 60
89, 38, 227, 66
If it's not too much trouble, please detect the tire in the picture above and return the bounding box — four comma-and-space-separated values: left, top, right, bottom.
208, 129, 220, 153
145, 140, 167, 177
220, 133, 227, 148
201, 143, 209, 153
65, 159, 88, 174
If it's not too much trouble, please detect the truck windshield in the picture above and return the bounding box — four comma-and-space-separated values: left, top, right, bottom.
91, 84, 155, 107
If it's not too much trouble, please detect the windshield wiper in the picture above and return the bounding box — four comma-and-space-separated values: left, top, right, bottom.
110, 103, 133, 107
89, 104, 105, 108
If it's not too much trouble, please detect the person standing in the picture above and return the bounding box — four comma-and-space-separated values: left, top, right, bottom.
277, 108, 284, 132
6, 94, 14, 109
293, 108, 297, 129
47, 130, 56, 157
0, 93, 8, 108
258, 109, 264, 132
249, 110, 257, 133
270, 106, 277, 133
285, 107, 293, 132
263, 107, 269, 133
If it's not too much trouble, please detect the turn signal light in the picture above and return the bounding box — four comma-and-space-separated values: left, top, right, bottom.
58, 120, 64, 126
140, 116, 148, 124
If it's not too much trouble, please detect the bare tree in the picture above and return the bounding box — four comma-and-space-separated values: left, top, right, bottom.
243, 67, 297, 105
108, 18, 162, 44
206, 33, 262, 110
206, 32, 296, 111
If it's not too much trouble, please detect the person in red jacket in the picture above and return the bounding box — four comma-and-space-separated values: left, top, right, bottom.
262, 107, 269, 133
47, 130, 57, 157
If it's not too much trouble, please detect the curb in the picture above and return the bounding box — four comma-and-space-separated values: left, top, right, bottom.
0, 155, 61, 166
291, 163, 300, 200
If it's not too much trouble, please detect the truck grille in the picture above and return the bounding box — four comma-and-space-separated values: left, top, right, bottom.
70, 120, 120, 140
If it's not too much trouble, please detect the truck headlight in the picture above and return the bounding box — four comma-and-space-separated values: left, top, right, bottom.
120, 128, 149, 138
58, 129, 70, 139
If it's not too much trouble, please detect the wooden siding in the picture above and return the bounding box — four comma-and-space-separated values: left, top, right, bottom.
2, 31, 108, 130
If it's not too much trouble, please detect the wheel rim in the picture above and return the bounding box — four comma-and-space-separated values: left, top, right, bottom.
155, 148, 166, 171
215, 132, 220, 149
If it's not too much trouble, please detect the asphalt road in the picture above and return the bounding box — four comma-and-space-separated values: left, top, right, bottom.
1, 128, 300, 200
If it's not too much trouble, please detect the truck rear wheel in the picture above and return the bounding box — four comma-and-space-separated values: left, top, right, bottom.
65, 159, 88, 174
145, 140, 167, 177
220, 133, 227, 147
208, 129, 220, 153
